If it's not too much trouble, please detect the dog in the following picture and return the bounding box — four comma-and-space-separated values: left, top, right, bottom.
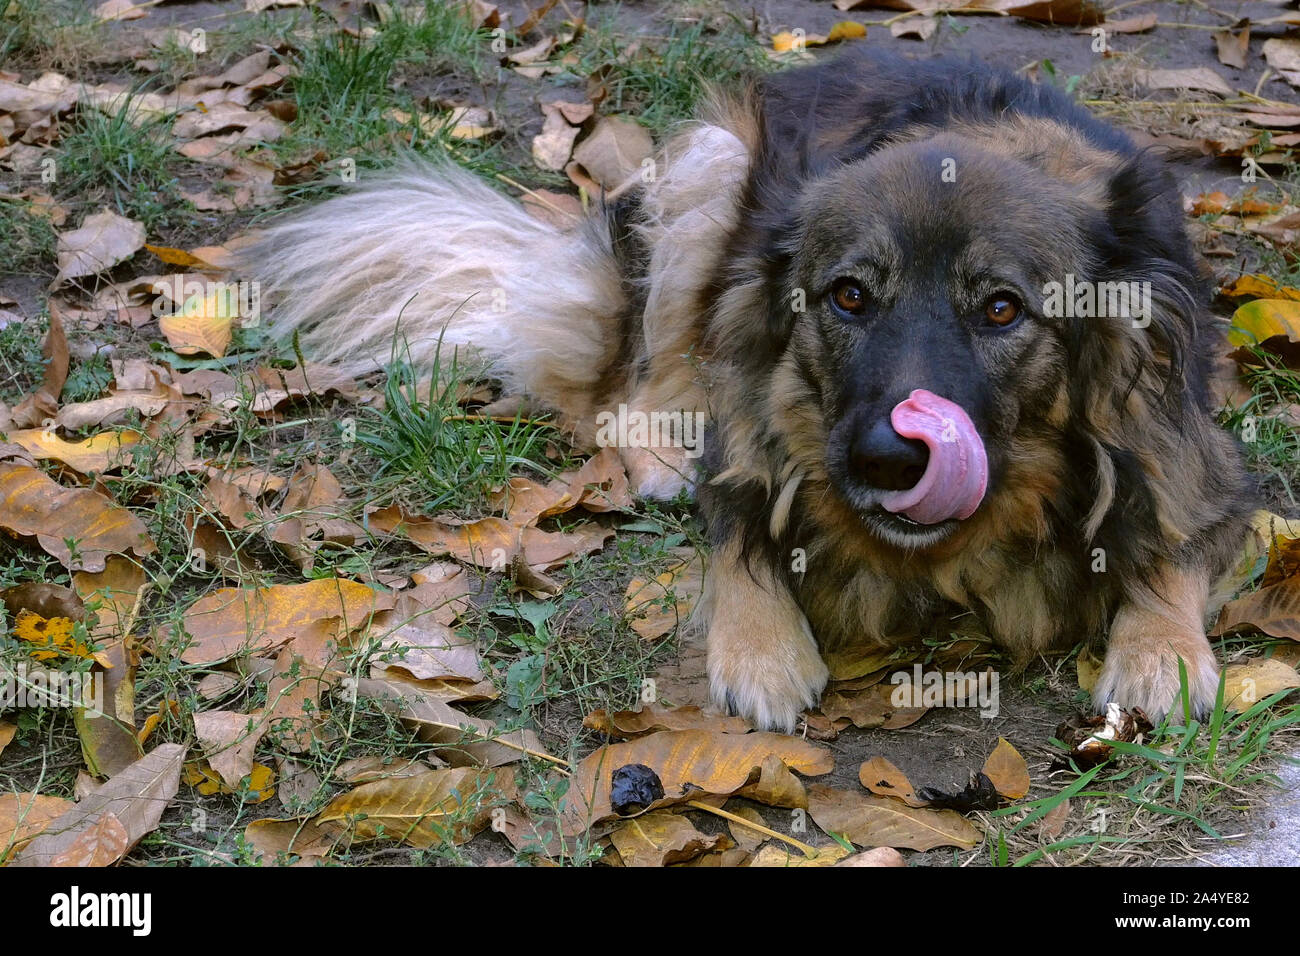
242, 50, 1255, 732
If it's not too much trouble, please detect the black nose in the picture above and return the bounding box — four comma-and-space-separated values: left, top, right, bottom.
848, 418, 929, 491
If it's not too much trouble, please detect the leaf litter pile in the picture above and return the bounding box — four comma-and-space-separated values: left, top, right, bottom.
1, 0, 1300, 868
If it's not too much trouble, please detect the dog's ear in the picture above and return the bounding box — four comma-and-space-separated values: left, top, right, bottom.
1066, 152, 1232, 550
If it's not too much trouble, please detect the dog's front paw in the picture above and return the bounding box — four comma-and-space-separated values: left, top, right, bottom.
707, 614, 829, 733
1093, 629, 1220, 722
620, 444, 694, 501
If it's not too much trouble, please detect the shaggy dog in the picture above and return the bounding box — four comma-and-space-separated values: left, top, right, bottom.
242, 50, 1255, 731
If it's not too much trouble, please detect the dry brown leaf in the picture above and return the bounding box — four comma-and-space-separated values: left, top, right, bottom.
818, 680, 929, 729
10, 743, 185, 866
584, 702, 749, 738
314, 767, 500, 846
0, 793, 77, 862
561, 729, 833, 834
748, 842, 849, 866
982, 737, 1031, 799
623, 548, 704, 641
807, 783, 980, 852
53, 209, 146, 285
356, 676, 545, 767
736, 753, 809, 809
835, 846, 907, 867
0, 463, 156, 570
243, 817, 345, 864
570, 115, 654, 193
72, 637, 141, 778
10, 307, 68, 429
609, 810, 723, 866
858, 756, 927, 807
0, 723, 15, 757
890, 15, 936, 39
174, 578, 392, 665
1214, 26, 1251, 70
1212, 578, 1300, 641
193, 709, 266, 789
50, 812, 130, 866
8, 428, 142, 474
1136, 67, 1234, 97
1222, 657, 1300, 711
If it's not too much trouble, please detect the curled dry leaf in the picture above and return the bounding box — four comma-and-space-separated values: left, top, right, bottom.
356, 676, 545, 767
569, 115, 654, 193
0, 463, 157, 571
1212, 575, 1300, 641
193, 709, 266, 789
0, 793, 77, 863
8, 428, 141, 475
10, 307, 68, 429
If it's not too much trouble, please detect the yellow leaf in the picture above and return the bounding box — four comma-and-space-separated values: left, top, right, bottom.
9, 429, 141, 474
13, 609, 76, 660
1220, 274, 1300, 301
826, 20, 867, 41
159, 290, 237, 357
145, 243, 211, 268
1229, 298, 1300, 347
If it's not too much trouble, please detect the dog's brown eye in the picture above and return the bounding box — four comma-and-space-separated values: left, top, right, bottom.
831, 279, 866, 316
985, 294, 1020, 326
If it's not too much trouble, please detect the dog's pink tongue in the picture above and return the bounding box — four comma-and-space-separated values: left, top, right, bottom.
879, 389, 988, 525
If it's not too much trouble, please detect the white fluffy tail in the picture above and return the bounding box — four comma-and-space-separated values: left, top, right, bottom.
238, 162, 625, 427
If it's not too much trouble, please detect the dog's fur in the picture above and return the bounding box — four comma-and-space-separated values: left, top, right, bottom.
243, 52, 1255, 731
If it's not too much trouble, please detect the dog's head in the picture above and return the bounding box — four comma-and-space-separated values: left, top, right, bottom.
714, 106, 1215, 556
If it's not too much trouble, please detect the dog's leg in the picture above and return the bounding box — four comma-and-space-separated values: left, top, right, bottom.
701, 541, 829, 732
1093, 565, 1219, 720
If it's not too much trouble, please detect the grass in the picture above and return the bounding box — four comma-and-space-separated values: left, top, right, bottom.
0, 199, 58, 279
352, 341, 561, 515
574, 18, 769, 135
55, 97, 186, 231
985, 661, 1300, 866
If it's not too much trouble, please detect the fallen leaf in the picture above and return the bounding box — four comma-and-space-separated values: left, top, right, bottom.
314, 767, 499, 846
858, 756, 927, 807
9, 308, 68, 429
748, 842, 849, 866
584, 702, 749, 737
1213, 577, 1300, 641
1136, 67, 1234, 97
1229, 298, 1300, 349
561, 729, 832, 834
609, 810, 723, 866
174, 578, 392, 664
53, 209, 146, 285
193, 709, 267, 789
1213, 26, 1251, 70
9, 428, 141, 474
835, 846, 907, 866
569, 115, 654, 193
1264, 38, 1300, 87
0, 793, 78, 863
0, 463, 156, 571
10, 743, 185, 866
1222, 657, 1300, 710
981, 737, 1031, 799
807, 783, 981, 851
